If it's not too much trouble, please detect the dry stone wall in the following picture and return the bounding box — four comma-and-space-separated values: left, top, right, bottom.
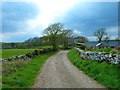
75, 48, 120, 65
2, 48, 53, 62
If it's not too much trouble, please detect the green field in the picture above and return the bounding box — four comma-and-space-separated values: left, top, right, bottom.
1, 49, 35, 58
2, 51, 56, 88
28, 45, 52, 49
68, 49, 119, 89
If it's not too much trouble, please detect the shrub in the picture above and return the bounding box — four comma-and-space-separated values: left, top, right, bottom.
98, 47, 112, 52
77, 45, 86, 50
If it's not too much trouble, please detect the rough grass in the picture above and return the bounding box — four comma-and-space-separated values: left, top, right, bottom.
2, 59, 30, 76
68, 49, 120, 89
2, 52, 56, 88
1, 49, 35, 58
85, 47, 119, 53
97, 47, 119, 53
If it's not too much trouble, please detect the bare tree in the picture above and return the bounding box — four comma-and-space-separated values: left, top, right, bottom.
94, 28, 107, 43
62, 29, 75, 49
104, 35, 110, 43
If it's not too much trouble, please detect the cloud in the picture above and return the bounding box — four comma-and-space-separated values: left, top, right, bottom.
1, 1, 77, 42
73, 29, 82, 36
87, 26, 118, 41
1, 0, 119, 2
106, 26, 118, 35
62, 2, 118, 36
87, 36, 97, 41
26, 0, 79, 30
1, 1, 80, 42
106, 26, 118, 39
2, 2, 39, 33
1, 1, 118, 42
2, 2, 38, 21
1, 31, 35, 42
1, 2, 40, 42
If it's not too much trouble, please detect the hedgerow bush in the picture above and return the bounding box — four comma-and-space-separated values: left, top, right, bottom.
77, 45, 86, 50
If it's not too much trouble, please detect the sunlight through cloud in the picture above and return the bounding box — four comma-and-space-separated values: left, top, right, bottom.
27, 0, 79, 29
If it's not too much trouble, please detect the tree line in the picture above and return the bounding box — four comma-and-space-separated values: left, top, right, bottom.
43, 22, 88, 50
2, 22, 88, 49
2, 22, 119, 49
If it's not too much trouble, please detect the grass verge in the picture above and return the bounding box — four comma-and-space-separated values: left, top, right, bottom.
2, 52, 56, 88
68, 49, 119, 89
84, 47, 119, 53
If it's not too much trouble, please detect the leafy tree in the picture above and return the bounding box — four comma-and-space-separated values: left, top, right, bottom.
94, 28, 107, 43
75, 36, 88, 43
11, 43, 16, 48
43, 23, 63, 50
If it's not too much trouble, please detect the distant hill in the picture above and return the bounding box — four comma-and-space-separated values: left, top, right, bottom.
2, 37, 46, 49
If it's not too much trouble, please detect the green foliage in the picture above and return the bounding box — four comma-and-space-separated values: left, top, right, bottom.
97, 47, 118, 53
77, 45, 86, 50
43, 22, 76, 50
85, 47, 93, 51
98, 47, 112, 52
74, 36, 89, 43
1, 49, 35, 58
44, 23, 63, 50
68, 49, 119, 89
2, 52, 55, 88
86, 47, 119, 53
30, 45, 52, 49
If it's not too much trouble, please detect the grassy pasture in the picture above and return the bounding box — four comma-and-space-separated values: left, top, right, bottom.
96, 47, 119, 53
1, 49, 35, 58
29, 45, 52, 49
68, 49, 119, 89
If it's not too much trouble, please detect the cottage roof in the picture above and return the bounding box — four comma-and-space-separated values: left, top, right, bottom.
96, 43, 102, 47
85, 41, 120, 47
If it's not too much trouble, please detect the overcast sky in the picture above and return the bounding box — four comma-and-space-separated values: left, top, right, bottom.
1, 0, 118, 42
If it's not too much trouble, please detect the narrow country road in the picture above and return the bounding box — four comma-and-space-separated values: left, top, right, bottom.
33, 51, 105, 88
